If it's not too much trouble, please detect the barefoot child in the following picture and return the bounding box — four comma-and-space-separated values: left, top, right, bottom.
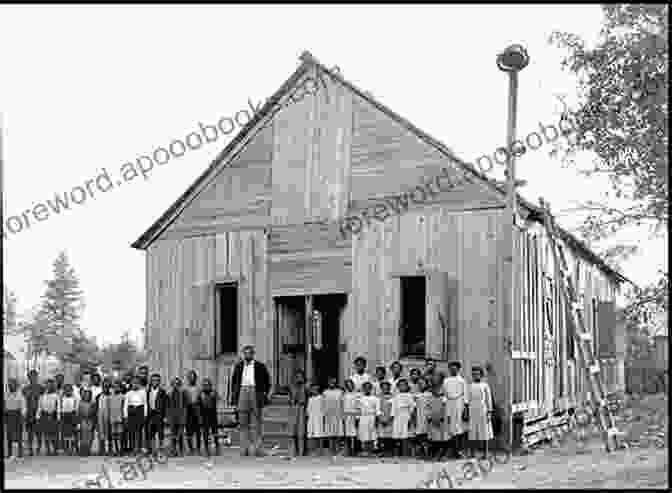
22, 370, 44, 456
289, 370, 309, 457
109, 381, 125, 456
78, 389, 97, 456
391, 378, 416, 457
166, 377, 187, 456
37, 379, 60, 456
123, 377, 147, 454
378, 381, 394, 456
184, 370, 201, 455
357, 381, 381, 457
306, 383, 325, 456
427, 383, 446, 460
342, 379, 359, 456
60, 384, 79, 455
443, 361, 468, 458
5, 378, 26, 458
97, 379, 112, 456
199, 377, 219, 456
413, 378, 431, 459
466, 366, 493, 458
323, 377, 344, 456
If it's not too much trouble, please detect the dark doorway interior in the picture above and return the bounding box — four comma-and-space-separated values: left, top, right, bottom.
313, 293, 347, 390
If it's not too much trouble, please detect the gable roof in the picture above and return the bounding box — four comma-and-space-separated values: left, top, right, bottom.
131, 51, 631, 286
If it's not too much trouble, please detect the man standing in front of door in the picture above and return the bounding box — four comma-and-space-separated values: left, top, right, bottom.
230, 345, 271, 457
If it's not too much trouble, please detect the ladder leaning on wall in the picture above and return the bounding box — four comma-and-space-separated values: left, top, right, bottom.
539, 198, 624, 453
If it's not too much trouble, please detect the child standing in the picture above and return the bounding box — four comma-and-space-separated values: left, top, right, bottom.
37, 379, 60, 456
78, 389, 97, 456
184, 370, 201, 455
166, 377, 187, 456
342, 379, 359, 456
60, 384, 79, 455
306, 383, 325, 456
391, 379, 416, 457
443, 361, 468, 458
123, 376, 147, 454
199, 377, 219, 457
109, 381, 125, 456
371, 366, 387, 397
466, 366, 493, 458
350, 356, 372, 393
97, 379, 112, 456
322, 377, 344, 456
378, 381, 394, 456
289, 370, 309, 457
357, 381, 381, 457
147, 373, 168, 454
413, 379, 431, 459
388, 361, 404, 394
5, 378, 26, 458
408, 368, 422, 394
22, 370, 44, 456
427, 384, 447, 460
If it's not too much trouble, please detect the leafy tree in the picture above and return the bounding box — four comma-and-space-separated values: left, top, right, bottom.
550, 4, 668, 337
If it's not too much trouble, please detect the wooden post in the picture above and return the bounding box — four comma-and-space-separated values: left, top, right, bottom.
305, 295, 314, 384
503, 69, 520, 450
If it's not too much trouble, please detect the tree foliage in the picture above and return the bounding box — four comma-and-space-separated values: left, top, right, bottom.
101, 331, 146, 376
23, 251, 102, 369
550, 4, 668, 239
550, 4, 668, 336
3, 286, 19, 336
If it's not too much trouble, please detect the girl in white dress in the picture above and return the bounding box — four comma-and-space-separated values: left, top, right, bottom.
342, 379, 360, 456
378, 381, 394, 456
322, 377, 344, 456
443, 361, 468, 458
413, 378, 432, 458
357, 381, 381, 456
306, 383, 325, 456
391, 379, 416, 457
466, 366, 493, 457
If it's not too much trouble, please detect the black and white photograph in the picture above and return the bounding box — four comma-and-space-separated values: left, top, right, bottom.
1, 3, 668, 489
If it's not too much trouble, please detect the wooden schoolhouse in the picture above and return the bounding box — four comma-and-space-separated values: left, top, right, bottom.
131, 51, 628, 443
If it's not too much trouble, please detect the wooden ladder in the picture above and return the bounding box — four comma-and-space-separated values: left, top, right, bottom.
539, 198, 624, 453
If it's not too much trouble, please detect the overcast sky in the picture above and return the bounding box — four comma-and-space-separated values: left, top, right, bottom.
1, 5, 667, 350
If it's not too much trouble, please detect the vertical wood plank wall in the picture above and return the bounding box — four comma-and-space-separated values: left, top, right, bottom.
510, 222, 623, 417
346, 207, 505, 399
146, 229, 270, 407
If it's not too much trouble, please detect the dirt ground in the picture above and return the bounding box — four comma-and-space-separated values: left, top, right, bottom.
4, 394, 668, 489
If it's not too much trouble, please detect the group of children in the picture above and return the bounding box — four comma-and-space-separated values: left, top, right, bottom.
4, 367, 222, 459
288, 357, 497, 460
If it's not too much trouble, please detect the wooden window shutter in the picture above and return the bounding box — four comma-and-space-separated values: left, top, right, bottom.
428, 272, 458, 361
565, 299, 576, 359
190, 283, 215, 360
597, 300, 617, 358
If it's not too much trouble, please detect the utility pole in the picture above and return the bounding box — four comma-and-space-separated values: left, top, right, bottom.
496, 44, 529, 450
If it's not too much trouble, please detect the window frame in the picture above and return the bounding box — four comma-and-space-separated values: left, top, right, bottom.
215, 282, 239, 356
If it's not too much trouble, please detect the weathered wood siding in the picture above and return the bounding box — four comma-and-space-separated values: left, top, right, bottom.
268, 222, 352, 297
511, 221, 622, 419
346, 206, 504, 398
349, 94, 503, 210
145, 228, 271, 406
271, 70, 353, 226
161, 126, 274, 239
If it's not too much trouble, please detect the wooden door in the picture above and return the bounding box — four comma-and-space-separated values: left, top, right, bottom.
274, 298, 305, 393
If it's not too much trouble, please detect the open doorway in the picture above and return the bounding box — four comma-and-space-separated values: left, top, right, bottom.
313, 293, 347, 389
274, 293, 347, 393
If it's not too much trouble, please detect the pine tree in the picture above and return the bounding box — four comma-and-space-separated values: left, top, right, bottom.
27, 251, 85, 365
